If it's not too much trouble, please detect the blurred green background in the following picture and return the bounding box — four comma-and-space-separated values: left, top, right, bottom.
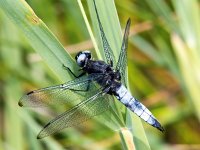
0, 0, 200, 150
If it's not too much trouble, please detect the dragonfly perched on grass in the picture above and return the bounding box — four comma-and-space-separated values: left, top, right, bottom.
19, 0, 164, 139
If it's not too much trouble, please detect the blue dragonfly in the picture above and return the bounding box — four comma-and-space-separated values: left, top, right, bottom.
19, 0, 164, 139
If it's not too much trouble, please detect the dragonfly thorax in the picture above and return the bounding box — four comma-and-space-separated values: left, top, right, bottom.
75, 51, 92, 67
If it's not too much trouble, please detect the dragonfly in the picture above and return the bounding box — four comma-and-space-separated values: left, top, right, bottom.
19, 0, 164, 139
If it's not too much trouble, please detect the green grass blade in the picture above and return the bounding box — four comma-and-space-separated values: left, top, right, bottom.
86, 0, 151, 149
144, 0, 179, 33
130, 35, 162, 64
0, 0, 76, 82
172, 0, 200, 120
4, 79, 23, 150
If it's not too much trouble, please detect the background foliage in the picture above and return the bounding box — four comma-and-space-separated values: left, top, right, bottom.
0, 0, 200, 149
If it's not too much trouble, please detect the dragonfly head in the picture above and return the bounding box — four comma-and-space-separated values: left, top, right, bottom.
75, 51, 92, 67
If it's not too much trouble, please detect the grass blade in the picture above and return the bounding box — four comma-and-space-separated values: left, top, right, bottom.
0, 0, 76, 82
85, 0, 151, 149
172, 0, 200, 120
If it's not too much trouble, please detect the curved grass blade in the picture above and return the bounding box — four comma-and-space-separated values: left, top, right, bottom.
0, 0, 76, 82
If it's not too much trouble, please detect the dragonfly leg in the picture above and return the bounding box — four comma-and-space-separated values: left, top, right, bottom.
62, 64, 85, 78
110, 60, 113, 67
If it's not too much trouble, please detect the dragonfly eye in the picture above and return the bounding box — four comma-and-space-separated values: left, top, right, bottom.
76, 54, 86, 67
83, 51, 92, 60
75, 51, 92, 67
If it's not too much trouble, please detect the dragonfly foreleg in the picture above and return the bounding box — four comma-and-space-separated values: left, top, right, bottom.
63, 64, 86, 78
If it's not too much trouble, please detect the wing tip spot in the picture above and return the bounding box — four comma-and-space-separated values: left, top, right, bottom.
37, 135, 41, 139
37, 134, 44, 139
37, 130, 47, 139
18, 101, 23, 107
127, 18, 131, 24
27, 91, 34, 95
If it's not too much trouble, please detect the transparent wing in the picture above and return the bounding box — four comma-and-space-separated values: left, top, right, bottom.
93, 0, 116, 66
116, 19, 131, 87
19, 73, 104, 107
37, 88, 110, 139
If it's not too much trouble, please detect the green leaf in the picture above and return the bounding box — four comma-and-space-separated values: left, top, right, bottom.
0, 0, 76, 82
86, 0, 151, 149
